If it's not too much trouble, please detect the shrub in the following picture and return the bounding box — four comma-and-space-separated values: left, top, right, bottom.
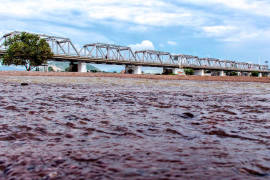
48, 66, 54, 72
227, 71, 238, 76
251, 71, 259, 77
184, 68, 194, 75
91, 69, 98, 73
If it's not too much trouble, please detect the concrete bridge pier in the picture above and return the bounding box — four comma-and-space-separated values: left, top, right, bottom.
78, 62, 87, 72
125, 65, 142, 74
69, 62, 87, 72
258, 72, 262, 77
237, 72, 242, 76
219, 70, 226, 76
194, 69, 205, 76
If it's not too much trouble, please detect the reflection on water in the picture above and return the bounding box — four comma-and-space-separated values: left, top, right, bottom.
0, 77, 270, 179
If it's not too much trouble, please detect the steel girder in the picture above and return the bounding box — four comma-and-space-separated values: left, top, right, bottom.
80, 43, 136, 61
173, 55, 199, 66
0, 34, 8, 49
135, 50, 175, 64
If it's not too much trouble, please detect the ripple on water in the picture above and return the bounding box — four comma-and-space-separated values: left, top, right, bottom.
0, 79, 270, 179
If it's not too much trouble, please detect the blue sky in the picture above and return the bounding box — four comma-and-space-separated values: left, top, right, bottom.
0, 0, 270, 71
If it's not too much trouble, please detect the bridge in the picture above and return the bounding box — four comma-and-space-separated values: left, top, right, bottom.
0, 31, 269, 76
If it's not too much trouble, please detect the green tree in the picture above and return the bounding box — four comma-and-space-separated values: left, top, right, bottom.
251, 71, 259, 77
48, 66, 54, 72
2, 32, 53, 71
184, 68, 194, 75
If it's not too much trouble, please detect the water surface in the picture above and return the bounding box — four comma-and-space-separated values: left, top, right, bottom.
0, 76, 270, 179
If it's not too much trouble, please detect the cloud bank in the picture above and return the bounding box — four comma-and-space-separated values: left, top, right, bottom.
0, 0, 270, 63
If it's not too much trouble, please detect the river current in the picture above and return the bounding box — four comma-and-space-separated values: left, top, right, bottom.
0, 76, 270, 179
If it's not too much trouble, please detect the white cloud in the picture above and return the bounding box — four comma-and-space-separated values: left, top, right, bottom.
201, 24, 270, 42
167, 41, 177, 46
202, 25, 237, 37
128, 26, 149, 32
179, 0, 270, 17
0, 18, 111, 48
0, 0, 270, 45
223, 31, 259, 42
0, 0, 207, 27
129, 40, 155, 51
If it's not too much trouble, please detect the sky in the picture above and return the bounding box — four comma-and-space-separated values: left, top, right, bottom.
0, 0, 270, 71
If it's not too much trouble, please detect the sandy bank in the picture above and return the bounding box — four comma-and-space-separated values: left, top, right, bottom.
0, 71, 270, 83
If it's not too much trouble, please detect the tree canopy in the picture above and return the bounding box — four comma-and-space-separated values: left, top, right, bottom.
2, 32, 53, 71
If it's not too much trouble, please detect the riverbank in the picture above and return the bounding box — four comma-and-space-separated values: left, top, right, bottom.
0, 71, 270, 83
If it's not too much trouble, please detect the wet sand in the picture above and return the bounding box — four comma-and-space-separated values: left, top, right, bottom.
0, 76, 270, 179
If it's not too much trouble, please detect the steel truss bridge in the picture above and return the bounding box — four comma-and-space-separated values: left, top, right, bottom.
0, 31, 269, 73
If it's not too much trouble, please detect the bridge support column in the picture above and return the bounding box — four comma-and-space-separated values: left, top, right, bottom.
258, 72, 262, 77
237, 72, 242, 76
219, 70, 226, 76
125, 65, 142, 74
78, 62, 87, 73
194, 69, 205, 76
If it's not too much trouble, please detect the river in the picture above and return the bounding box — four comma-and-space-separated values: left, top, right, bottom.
0, 76, 270, 179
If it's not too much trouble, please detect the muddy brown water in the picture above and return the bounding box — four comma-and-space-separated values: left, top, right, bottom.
0, 76, 270, 180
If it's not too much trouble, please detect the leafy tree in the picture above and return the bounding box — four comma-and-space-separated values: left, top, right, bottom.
2, 32, 53, 71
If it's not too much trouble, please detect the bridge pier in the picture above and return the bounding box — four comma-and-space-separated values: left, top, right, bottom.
78, 62, 87, 72
237, 72, 242, 76
258, 72, 262, 78
194, 69, 205, 76
125, 65, 142, 74
219, 70, 226, 76
69, 62, 87, 72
